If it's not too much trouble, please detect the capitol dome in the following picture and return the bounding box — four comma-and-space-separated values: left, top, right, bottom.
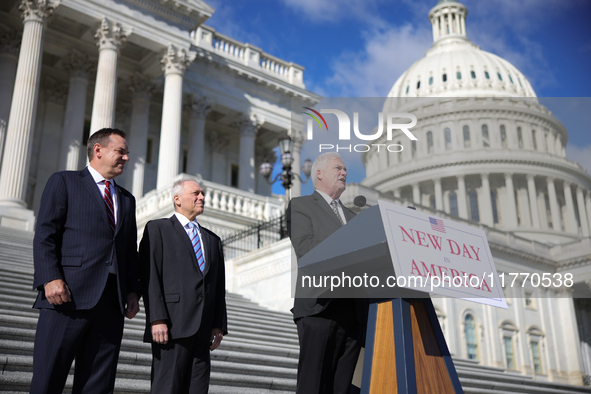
387, 0, 536, 99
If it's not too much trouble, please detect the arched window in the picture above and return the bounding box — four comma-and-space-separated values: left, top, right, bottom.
504, 336, 515, 369
500, 125, 507, 148
469, 190, 479, 221
517, 77, 523, 87
470, 70, 476, 79
443, 73, 447, 82
481, 125, 490, 147
517, 127, 523, 148
429, 76, 433, 85
463, 125, 470, 148
484, 71, 490, 79
464, 314, 478, 360
456, 71, 462, 80
497, 72, 503, 81
449, 192, 458, 216
508, 75, 514, 84
444, 128, 452, 150
405, 85, 409, 94
528, 327, 544, 375
427, 131, 434, 154
491, 190, 500, 224
417, 80, 421, 89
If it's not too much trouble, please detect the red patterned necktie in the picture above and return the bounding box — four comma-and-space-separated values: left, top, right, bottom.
104, 180, 116, 234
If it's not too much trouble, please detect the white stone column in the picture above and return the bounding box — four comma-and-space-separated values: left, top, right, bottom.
457, 175, 468, 219
563, 181, 578, 234
156, 45, 191, 189
576, 187, 590, 237
125, 72, 154, 198
479, 173, 494, 226
185, 94, 211, 177
434, 178, 443, 211
0, 0, 59, 230
89, 18, 130, 135
235, 114, 263, 193
586, 193, 591, 236
0, 28, 20, 166
393, 188, 401, 199
503, 173, 518, 228
290, 128, 305, 198
526, 175, 540, 229
32, 79, 67, 213
547, 177, 561, 231
58, 50, 93, 171
412, 183, 420, 205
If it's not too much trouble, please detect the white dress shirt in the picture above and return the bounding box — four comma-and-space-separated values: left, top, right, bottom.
315, 189, 347, 224
174, 212, 208, 271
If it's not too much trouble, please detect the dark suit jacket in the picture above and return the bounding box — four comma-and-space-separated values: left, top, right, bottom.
139, 215, 227, 343
287, 190, 360, 320
33, 168, 140, 312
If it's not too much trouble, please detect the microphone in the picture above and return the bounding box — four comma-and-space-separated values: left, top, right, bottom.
354, 195, 373, 208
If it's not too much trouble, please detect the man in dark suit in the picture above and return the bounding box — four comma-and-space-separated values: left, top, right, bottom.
30, 128, 141, 394
287, 152, 366, 394
139, 178, 227, 394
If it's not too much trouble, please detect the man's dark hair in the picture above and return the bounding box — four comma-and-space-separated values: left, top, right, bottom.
87, 128, 127, 161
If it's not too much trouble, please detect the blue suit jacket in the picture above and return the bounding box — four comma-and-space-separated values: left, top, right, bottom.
33, 168, 140, 312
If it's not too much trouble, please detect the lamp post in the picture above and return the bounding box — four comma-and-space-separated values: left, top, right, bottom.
259, 136, 311, 205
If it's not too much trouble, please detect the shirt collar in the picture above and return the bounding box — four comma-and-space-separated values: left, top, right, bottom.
174, 212, 200, 230
87, 165, 115, 185
315, 189, 340, 205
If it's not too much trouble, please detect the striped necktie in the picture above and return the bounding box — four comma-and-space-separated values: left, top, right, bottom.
188, 222, 205, 273
330, 200, 344, 225
104, 180, 116, 234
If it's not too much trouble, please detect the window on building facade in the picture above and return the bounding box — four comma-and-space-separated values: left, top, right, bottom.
406, 85, 409, 94
457, 71, 462, 80
504, 336, 515, 370
509, 74, 514, 84
427, 132, 434, 154
417, 80, 421, 89
464, 314, 478, 360
449, 192, 458, 216
484, 71, 490, 79
544, 193, 553, 228
491, 190, 500, 224
146, 138, 153, 164
497, 72, 503, 81
231, 164, 239, 188
531, 341, 542, 374
443, 73, 447, 82
444, 128, 452, 150
469, 190, 480, 222
430, 195, 436, 210
500, 125, 507, 148
482, 124, 490, 147
525, 291, 534, 309
429, 76, 433, 85
463, 125, 470, 148
470, 70, 476, 79
517, 127, 523, 148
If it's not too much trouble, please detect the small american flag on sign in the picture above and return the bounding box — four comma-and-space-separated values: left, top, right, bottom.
429, 217, 446, 233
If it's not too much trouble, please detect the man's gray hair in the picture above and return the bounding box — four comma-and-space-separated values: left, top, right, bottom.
311, 152, 343, 188
172, 177, 200, 208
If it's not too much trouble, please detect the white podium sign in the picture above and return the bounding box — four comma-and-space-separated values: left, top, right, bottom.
378, 200, 507, 308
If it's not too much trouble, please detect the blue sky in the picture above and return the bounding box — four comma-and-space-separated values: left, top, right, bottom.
204, 0, 591, 195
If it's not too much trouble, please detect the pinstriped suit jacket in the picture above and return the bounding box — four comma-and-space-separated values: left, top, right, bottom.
32, 168, 140, 312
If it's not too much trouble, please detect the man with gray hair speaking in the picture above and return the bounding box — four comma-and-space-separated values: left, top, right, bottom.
287, 152, 367, 394
139, 178, 227, 394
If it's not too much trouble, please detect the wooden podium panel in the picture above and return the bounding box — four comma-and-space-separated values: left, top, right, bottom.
361, 299, 463, 394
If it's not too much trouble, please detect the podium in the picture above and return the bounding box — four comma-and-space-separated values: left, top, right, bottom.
297, 205, 464, 393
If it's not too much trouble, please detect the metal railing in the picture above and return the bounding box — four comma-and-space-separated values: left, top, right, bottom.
222, 214, 287, 260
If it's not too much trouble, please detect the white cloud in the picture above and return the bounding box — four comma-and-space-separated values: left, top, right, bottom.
324, 24, 432, 97
566, 144, 591, 175
279, 0, 386, 25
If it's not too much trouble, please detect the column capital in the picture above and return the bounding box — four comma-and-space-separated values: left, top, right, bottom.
184, 94, 212, 119
546, 177, 555, 184
563, 180, 571, 188
161, 44, 193, 76
480, 173, 490, 180
209, 131, 230, 152
290, 128, 306, 151
95, 18, 131, 52
19, 0, 60, 24
44, 77, 68, 105
526, 174, 535, 182
62, 49, 94, 79
234, 113, 264, 137
0, 28, 21, 56
504, 172, 514, 179
128, 72, 155, 100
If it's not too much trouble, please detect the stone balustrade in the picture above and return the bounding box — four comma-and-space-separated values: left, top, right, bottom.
136, 176, 284, 224
192, 25, 304, 86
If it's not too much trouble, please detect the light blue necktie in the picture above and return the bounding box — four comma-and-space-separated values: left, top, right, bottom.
188, 222, 205, 273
